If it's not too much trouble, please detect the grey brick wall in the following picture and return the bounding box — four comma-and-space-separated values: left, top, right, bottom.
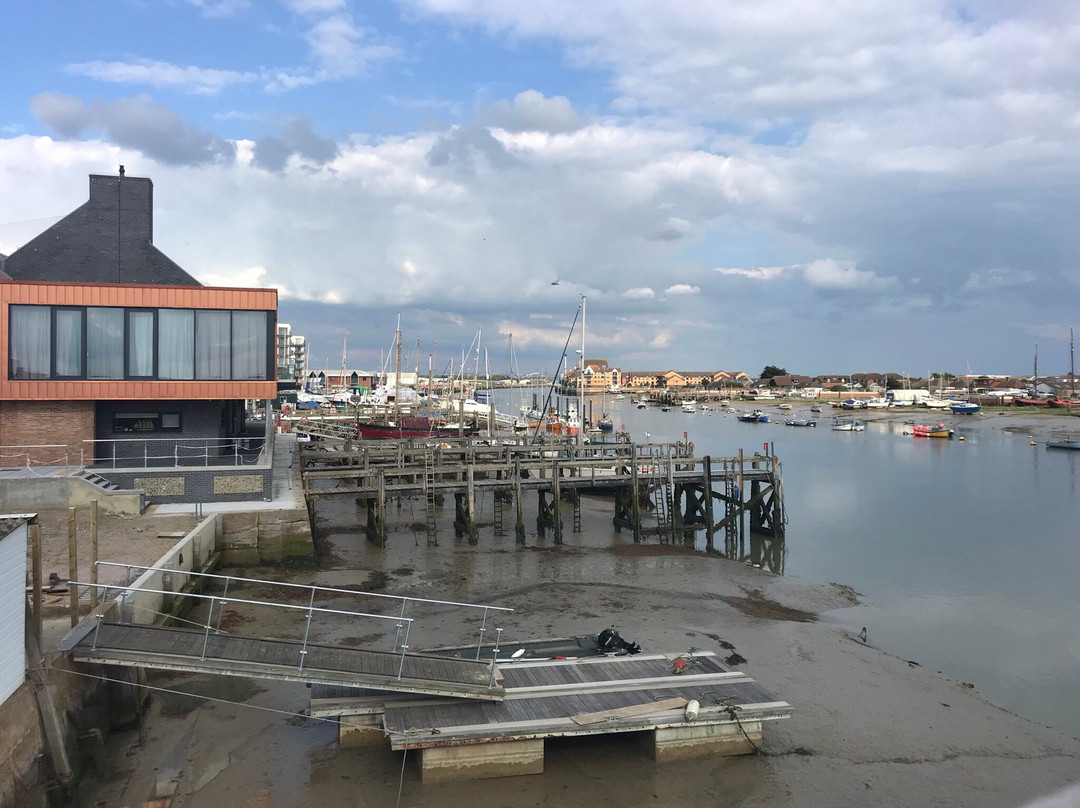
93, 400, 244, 465
2, 174, 200, 286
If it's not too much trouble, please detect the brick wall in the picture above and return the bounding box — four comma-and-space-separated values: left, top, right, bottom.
0, 400, 94, 467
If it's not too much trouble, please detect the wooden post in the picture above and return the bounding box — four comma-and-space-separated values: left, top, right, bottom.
466, 465, 478, 544
67, 507, 79, 627
552, 458, 562, 544
737, 448, 745, 544
377, 472, 387, 547
703, 456, 715, 553
631, 458, 641, 542
89, 500, 99, 609
30, 522, 43, 644
514, 459, 525, 544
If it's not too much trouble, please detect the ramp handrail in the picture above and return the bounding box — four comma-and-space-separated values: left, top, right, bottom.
93, 561, 512, 658
71, 581, 418, 678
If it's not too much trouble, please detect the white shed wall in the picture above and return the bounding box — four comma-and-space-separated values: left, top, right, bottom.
0, 522, 27, 706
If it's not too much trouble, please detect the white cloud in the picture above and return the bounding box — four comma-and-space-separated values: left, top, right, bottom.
65, 59, 257, 95
802, 258, 898, 292
962, 269, 1037, 294
714, 265, 787, 280
623, 287, 655, 299
664, 283, 699, 295
186, 0, 250, 18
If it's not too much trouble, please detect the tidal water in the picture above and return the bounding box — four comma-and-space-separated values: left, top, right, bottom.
587, 396, 1080, 740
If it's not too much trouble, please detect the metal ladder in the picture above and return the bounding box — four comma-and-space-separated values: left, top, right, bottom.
424, 450, 438, 545
650, 450, 671, 542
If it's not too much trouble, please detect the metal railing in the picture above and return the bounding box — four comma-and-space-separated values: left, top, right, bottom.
0, 444, 74, 472
72, 580, 417, 678
82, 436, 269, 469
93, 562, 513, 661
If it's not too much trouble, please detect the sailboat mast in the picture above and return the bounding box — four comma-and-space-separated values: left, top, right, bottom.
579, 295, 586, 446
1034, 343, 1039, 392
394, 315, 402, 423
1071, 328, 1076, 398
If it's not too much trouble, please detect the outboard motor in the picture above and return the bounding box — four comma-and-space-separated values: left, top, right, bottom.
597, 627, 642, 656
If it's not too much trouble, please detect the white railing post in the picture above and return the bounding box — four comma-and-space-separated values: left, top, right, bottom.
175, 444, 179, 467
298, 588, 317, 671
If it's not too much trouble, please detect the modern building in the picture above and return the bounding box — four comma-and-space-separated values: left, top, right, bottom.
0, 171, 278, 501
276, 322, 307, 385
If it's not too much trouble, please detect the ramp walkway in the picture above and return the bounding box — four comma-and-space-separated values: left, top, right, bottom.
59, 564, 511, 701
62, 619, 503, 699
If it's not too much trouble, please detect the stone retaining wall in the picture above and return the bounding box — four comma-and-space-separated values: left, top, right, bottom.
218, 509, 314, 565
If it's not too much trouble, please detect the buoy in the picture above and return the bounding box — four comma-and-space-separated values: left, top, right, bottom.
685, 699, 700, 722
1031, 440, 1037, 446
958, 436, 965, 441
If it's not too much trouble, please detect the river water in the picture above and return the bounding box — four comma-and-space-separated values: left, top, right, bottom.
590, 396, 1080, 739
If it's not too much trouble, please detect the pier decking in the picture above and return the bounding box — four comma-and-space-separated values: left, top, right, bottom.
297, 434, 786, 551
311, 651, 792, 780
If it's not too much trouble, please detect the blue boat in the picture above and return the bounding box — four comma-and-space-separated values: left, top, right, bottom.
950, 401, 981, 414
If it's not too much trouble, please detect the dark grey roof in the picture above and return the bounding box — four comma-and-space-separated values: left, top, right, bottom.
3, 174, 200, 286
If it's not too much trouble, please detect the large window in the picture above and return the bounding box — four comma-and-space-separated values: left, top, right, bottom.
9, 306, 51, 379
8, 304, 273, 382
159, 309, 194, 380
87, 307, 124, 379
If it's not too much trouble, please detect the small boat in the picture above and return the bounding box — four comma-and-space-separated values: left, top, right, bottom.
597, 415, 614, 432
910, 423, 953, 439
1046, 433, 1080, 450
832, 417, 865, 432
681, 402, 696, 413
864, 397, 890, 409
661, 405, 671, 412
785, 418, 816, 427
778, 403, 793, 410
430, 627, 641, 662
923, 397, 950, 409
949, 401, 981, 414
737, 410, 769, 423
810, 403, 822, 413
613, 394, 626, 400
841, 398, 867, 410
1014, 396, 1049, 407
1046, 398, 1080, 408
636, 401, 647, 410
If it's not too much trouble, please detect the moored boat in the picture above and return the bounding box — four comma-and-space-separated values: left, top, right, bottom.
1046, 433, 1080, 450
832, 417, 865, 432
910, 423, 953, 439
785, 418, 816, 427
949, 401, 981, 414
1046, 398, 1080, 408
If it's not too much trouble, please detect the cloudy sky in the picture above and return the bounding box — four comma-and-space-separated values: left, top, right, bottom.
2, 1, 1080, 378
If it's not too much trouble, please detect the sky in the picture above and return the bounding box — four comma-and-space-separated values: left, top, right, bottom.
2, 1, 1080, 379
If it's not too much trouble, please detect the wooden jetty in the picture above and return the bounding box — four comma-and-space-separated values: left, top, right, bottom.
297, 432, 786, 554
311, 650, 792, 781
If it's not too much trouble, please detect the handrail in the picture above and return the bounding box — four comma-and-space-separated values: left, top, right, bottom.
72, 580, 417, 678
94, 561, 511, 656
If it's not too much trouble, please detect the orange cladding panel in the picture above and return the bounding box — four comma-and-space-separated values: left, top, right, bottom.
0, 281, 277, 401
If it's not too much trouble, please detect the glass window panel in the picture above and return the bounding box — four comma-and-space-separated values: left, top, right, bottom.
127, 310, 155, 377
87, 308, 124, 379
55, 309, 83, 377
9, 305, 51, 379
231, 311, 268, 380
196, 310, 231, 380
158, 309, 194, 380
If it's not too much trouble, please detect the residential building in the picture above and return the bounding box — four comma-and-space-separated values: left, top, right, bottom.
276, 323, 307, 385
0, 171, 278, 501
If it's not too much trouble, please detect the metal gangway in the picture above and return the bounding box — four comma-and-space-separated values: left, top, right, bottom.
59, 564, 513, 701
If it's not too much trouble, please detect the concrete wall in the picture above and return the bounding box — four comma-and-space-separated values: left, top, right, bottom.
67, 479, 143, 515
218, 509, 314, 565
0, 478, 70, 511
122, 515, 220, 625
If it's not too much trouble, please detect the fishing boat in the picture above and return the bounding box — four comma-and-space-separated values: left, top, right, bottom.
737, 410, 769, 423
910, 423, 953, 439
1046, 398, 1080, 408
949, 401, 981, 414
832, 417, 865, 432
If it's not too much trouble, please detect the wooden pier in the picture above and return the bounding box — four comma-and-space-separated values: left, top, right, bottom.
311, 650, 792, 780
297, 432, 786, 555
